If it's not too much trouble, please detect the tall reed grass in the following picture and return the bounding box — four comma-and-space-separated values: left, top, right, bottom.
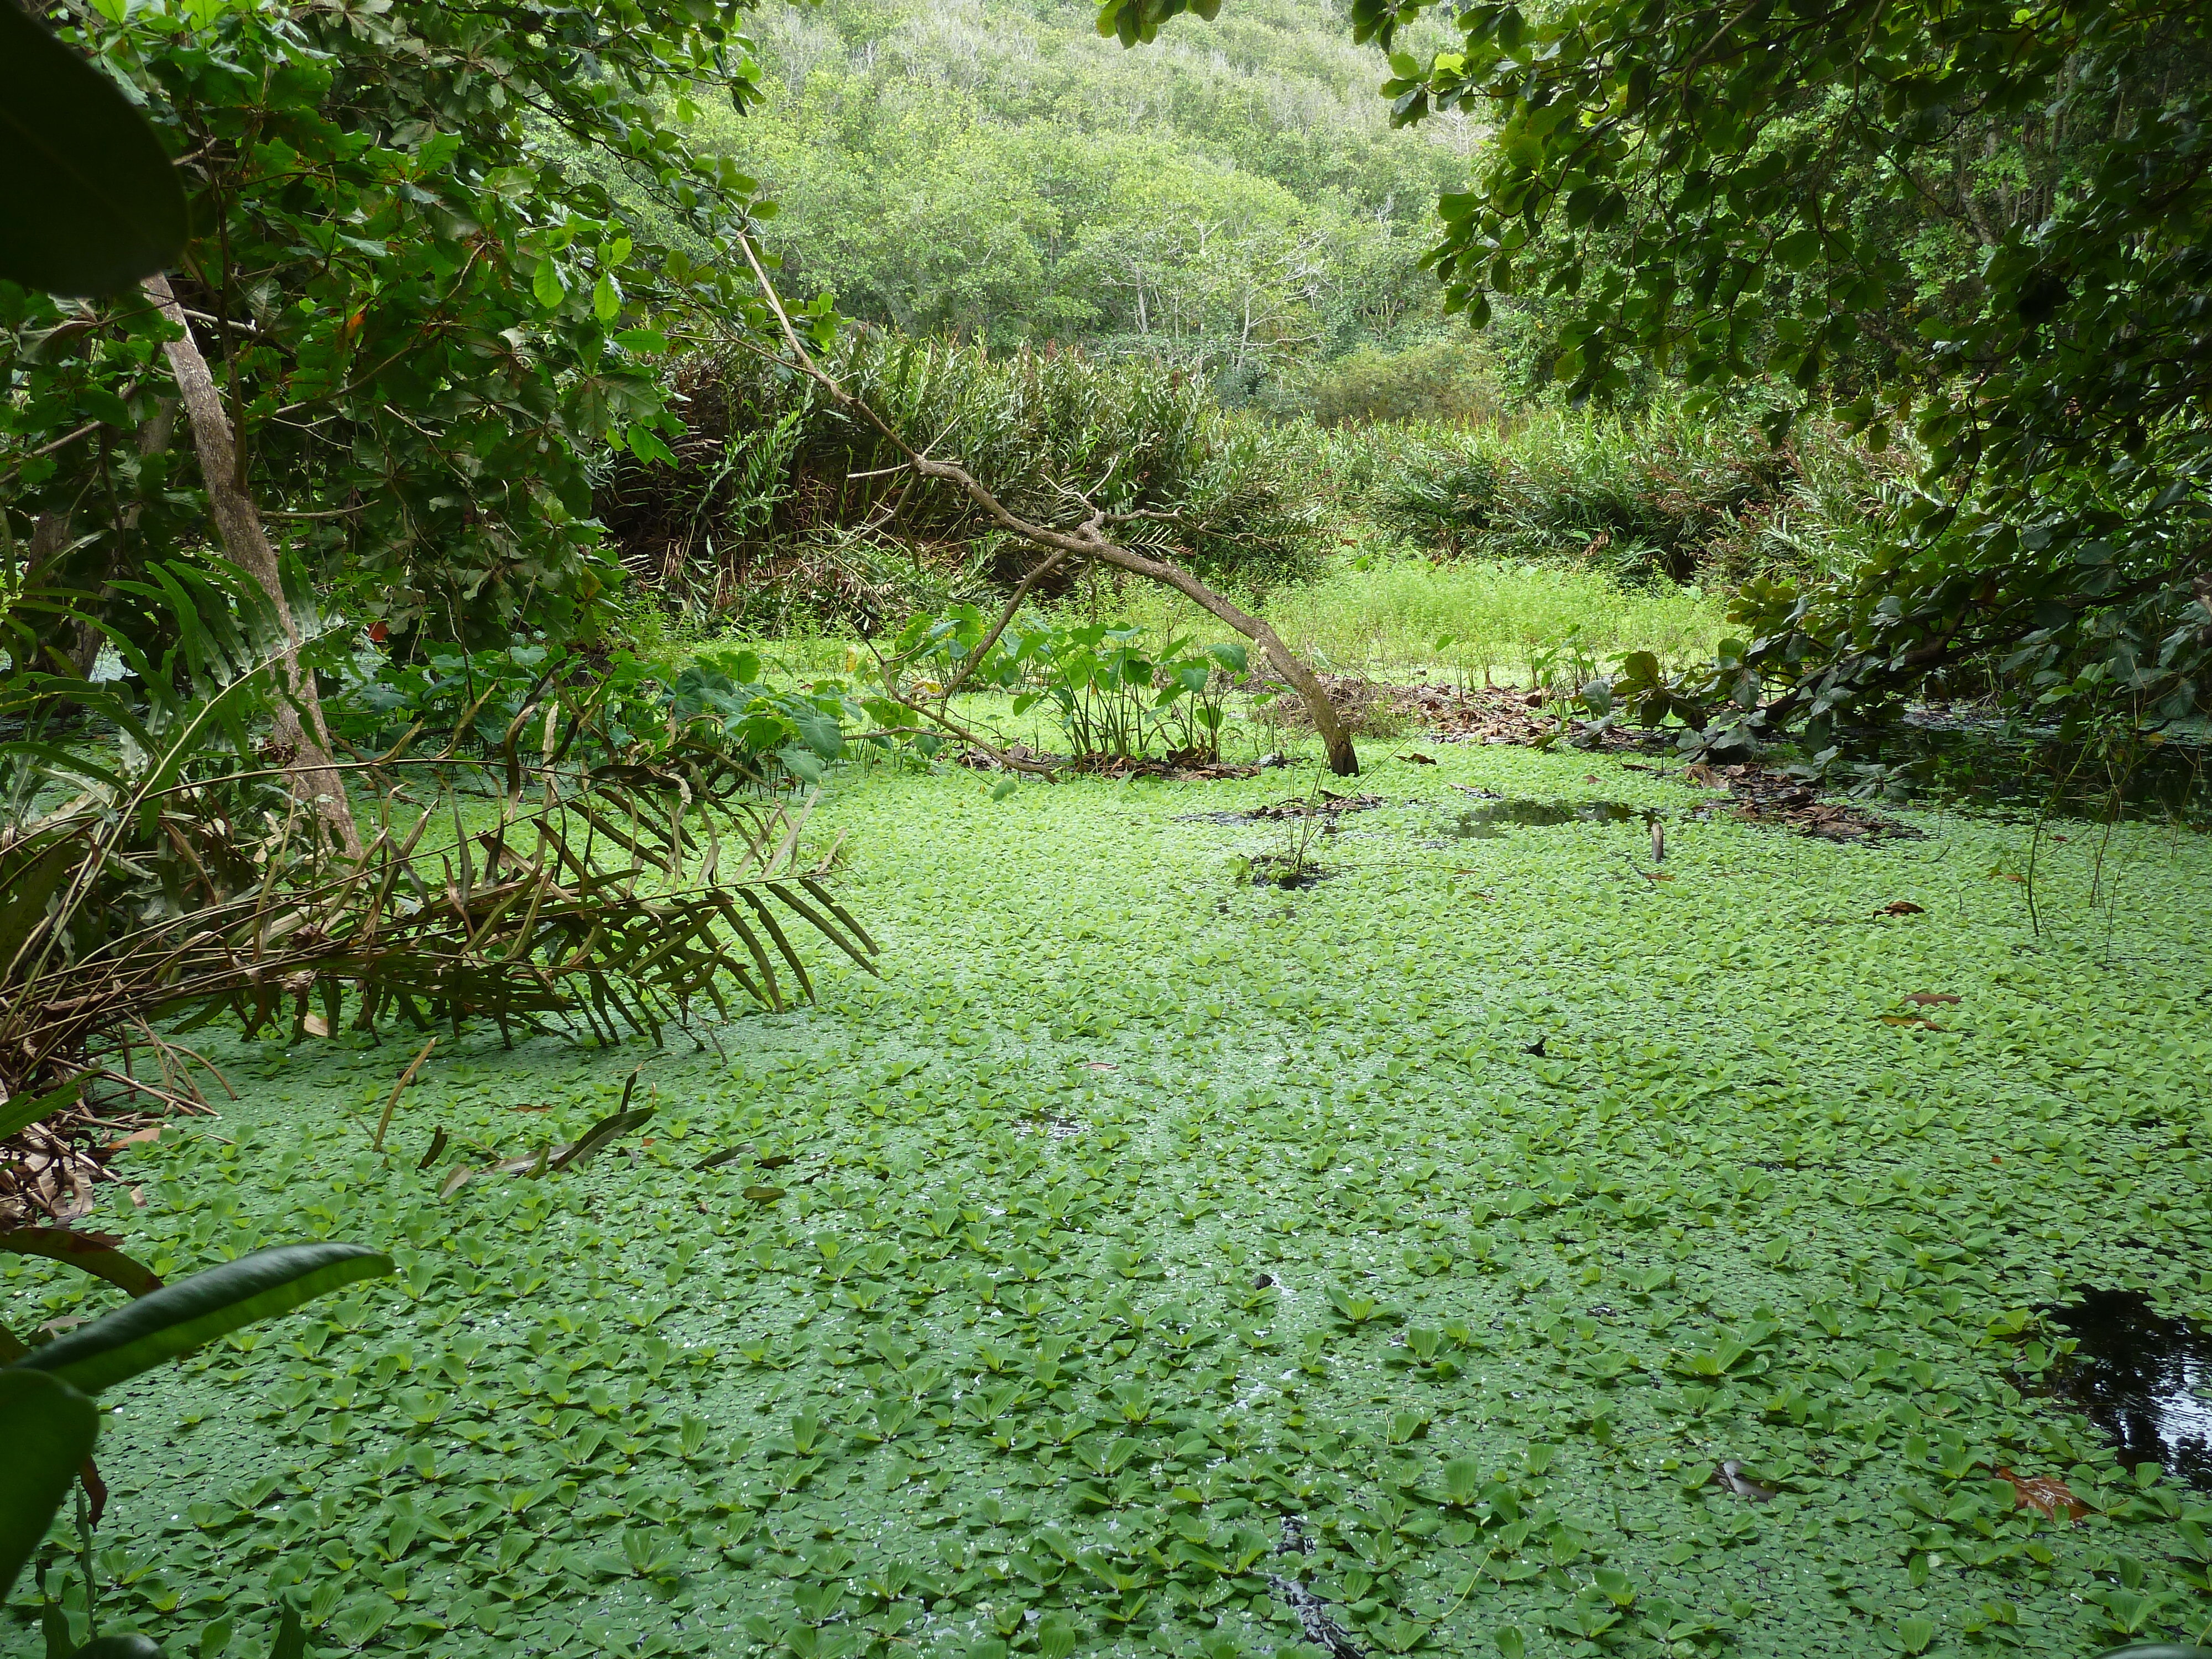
1078, 554, 1728, 683
595, 332, 1324, 630
1300, 400, 1906, 589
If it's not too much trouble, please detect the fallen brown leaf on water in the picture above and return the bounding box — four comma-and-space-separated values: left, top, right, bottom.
1993, 870, 2026, 884
1876, 901, 1924, 916
1994, 1466, 2086, 1522
1399, 752, 1437, 765
438, 1165, 473, 1199
508, 1104, 551, 1113
1085, 1062, 1119, 1073
102, 1126, 161, 1152
301, 1014, 330, 1037
1880, 1015, 1948, 1030
1584, 774, 1601, 784
1902, 992, 1961, 1006
1640, 870, 1676, 882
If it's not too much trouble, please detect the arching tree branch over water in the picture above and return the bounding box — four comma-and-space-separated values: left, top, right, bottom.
733, 237, 1363, 776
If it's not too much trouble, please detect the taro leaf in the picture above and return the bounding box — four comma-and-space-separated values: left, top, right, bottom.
67, 1639, 165, 1658
12, 1243, 392, 1394
0, 838, 73, 976
0, 1078, 83, 1143
548, 1104, 655, 1172
0, 1227, 161, 1297
794, 708, 844, 760
0, 1369, 99, 1603
0, 3, 189, 295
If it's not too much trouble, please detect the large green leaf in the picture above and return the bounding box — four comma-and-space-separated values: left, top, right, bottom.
0, 1079, 83, 1144
0, 1369, 98, 1605
0, 1228, 161, 1298
12, 1243, 391, 1394
0, 1, 188, 295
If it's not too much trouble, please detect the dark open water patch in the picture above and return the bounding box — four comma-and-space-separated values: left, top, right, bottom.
1442, 798, 1652, 838
2047, 1289, 2212, 1490
1867, 716, 2212, 826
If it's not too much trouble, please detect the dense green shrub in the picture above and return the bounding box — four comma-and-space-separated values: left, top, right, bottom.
1302, 339, 1504, 428
1365, 404, 1896, 587
596, 331, 1323, 629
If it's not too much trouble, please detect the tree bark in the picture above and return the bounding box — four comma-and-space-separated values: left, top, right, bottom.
142, 275, 361, 854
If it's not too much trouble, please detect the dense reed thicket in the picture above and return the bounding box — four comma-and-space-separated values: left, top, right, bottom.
594, 332, 1325, 633
1339, 404, 1906, 590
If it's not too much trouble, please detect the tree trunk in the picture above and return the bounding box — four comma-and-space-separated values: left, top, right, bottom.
141, 275, 361, 855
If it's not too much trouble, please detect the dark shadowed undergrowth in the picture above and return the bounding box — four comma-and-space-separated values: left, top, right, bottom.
5, 734, 2209, 1659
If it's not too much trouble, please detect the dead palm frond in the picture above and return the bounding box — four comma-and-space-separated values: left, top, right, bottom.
0, 559, 876, 1194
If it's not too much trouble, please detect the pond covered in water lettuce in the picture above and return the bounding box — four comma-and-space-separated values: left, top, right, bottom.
6, 738, 2211, 1659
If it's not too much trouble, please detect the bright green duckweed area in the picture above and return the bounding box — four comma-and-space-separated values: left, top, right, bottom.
9, 740, 2212, 1659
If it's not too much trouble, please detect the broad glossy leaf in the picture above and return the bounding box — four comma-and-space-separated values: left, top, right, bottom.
0, 1228, 160, 1297
13, 1243, 392, 1394
0, 3, 187, 294
0, 1369, 99, 1603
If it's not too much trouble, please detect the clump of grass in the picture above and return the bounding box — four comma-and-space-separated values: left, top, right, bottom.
1078, 554, 1728, 684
